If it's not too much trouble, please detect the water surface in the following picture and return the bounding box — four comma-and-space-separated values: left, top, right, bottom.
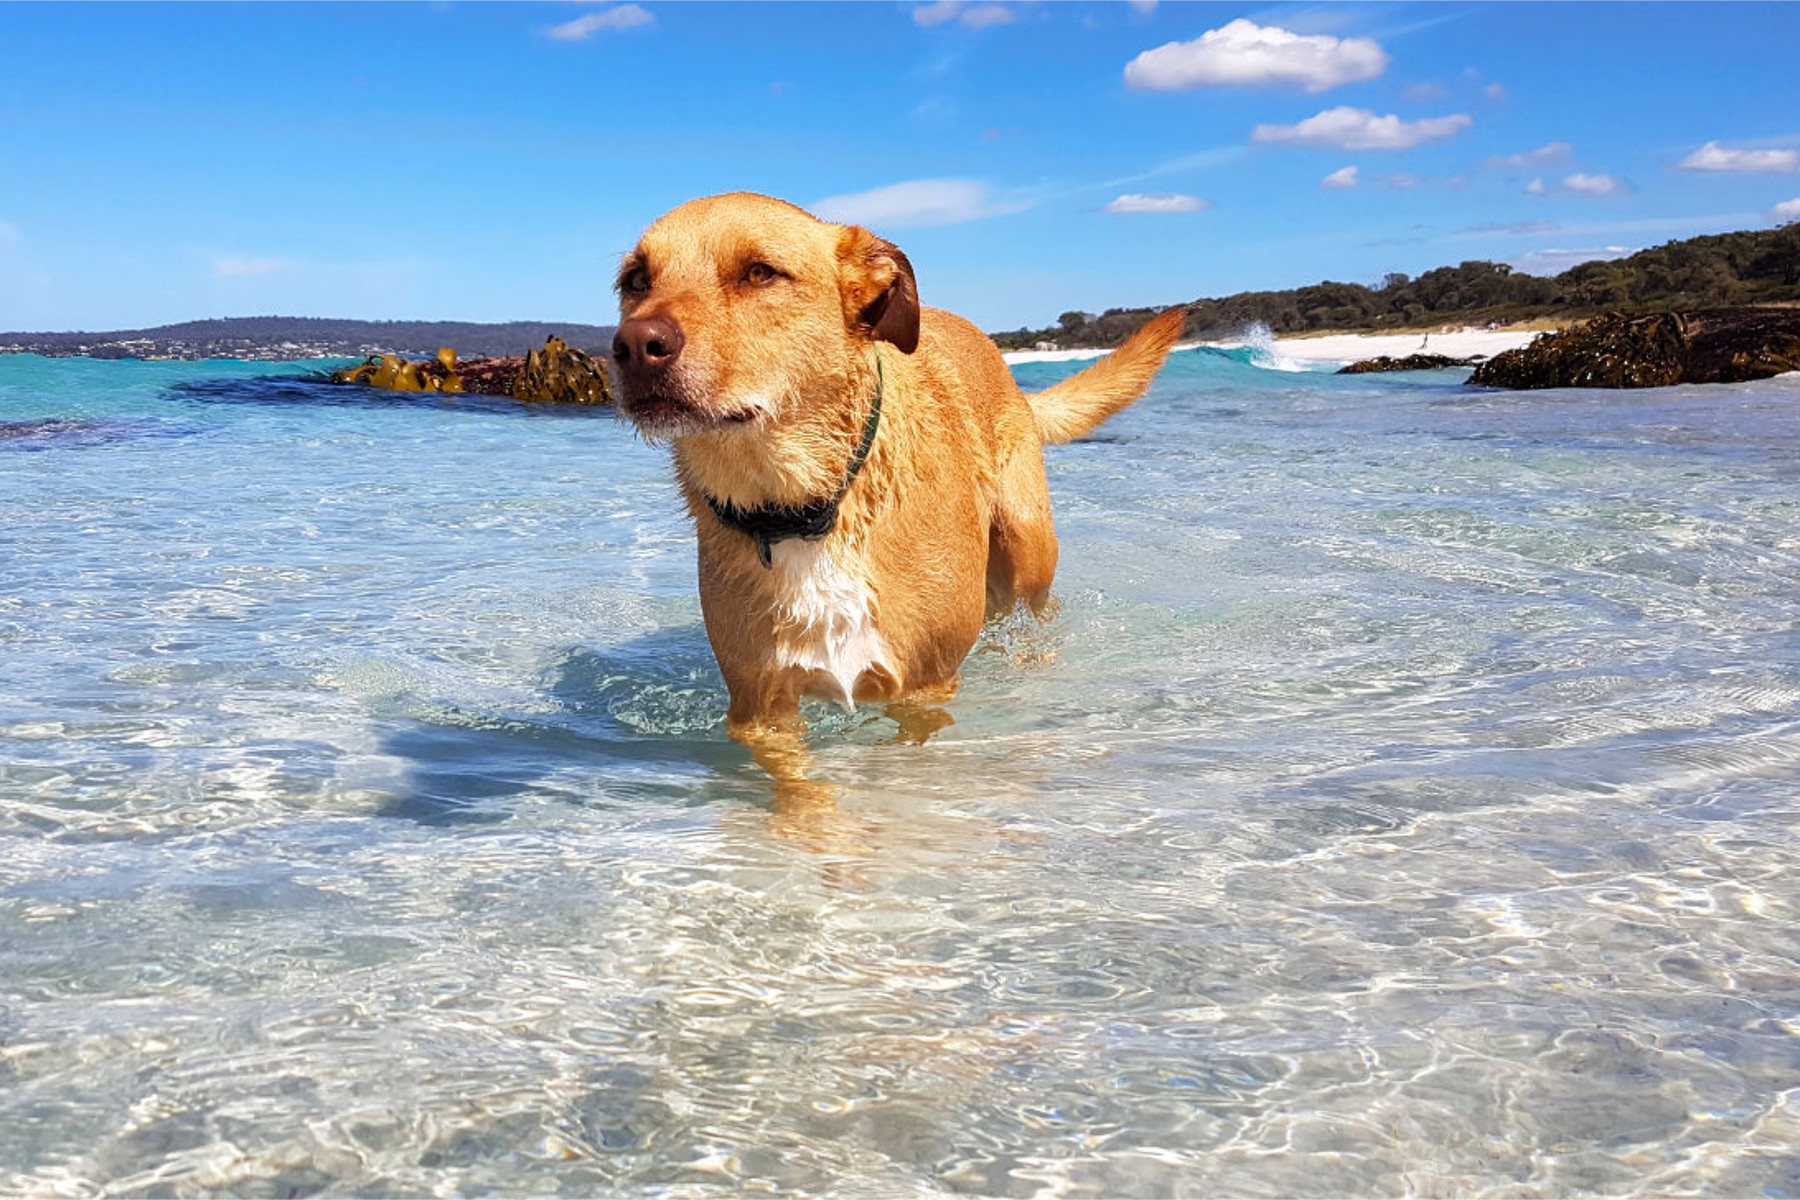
4, 351, 1800, 1195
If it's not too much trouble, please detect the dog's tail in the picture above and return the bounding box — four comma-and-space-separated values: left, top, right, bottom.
1025, 306, 1187, 445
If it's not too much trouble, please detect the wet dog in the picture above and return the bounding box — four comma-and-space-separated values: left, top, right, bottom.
611, 193, 1184, 766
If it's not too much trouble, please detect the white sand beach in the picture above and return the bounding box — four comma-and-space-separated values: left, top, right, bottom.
1274, 327, 1545, 364
1002, 326, 1546, 367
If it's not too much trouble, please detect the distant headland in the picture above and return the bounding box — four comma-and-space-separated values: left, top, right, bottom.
994, 223, 1800, 352
0, 317, 617, 362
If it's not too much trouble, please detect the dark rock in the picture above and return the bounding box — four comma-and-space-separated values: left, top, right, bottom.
1338, 353, 1481, 374
1680, 308, 1800, 384
1470, 308, 1800, 390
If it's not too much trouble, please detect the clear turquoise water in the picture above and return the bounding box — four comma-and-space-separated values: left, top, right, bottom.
4, 349, 1800, 1196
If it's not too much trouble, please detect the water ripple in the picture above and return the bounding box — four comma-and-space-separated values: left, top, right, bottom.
5, 357, 1800, 1194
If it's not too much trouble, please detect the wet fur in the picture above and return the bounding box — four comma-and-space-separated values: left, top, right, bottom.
613, 192, 1185, 749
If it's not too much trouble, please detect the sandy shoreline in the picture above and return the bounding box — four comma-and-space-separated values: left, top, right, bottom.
1002, 326, 1544, 367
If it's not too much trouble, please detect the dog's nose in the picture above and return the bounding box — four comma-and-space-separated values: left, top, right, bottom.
612, 316, 685, 374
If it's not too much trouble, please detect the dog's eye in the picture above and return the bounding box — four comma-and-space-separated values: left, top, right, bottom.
743, 262, 779, 287
622, 266, 650, 296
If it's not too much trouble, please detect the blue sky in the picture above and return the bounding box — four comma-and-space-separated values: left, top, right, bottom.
2, 2, 1797, 333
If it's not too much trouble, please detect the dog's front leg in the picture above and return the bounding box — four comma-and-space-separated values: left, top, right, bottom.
724, 671, 837, 809
884, 677, 960, 745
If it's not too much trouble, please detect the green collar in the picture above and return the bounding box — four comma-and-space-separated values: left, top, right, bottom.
705, 351, 884, 568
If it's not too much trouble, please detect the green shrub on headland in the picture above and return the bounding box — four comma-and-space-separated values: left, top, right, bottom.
992, 223, 1800, 351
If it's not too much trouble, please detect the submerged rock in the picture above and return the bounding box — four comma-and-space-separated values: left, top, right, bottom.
1470, 308, 1800, 390
1338, 353, 1481, 374
331, 337, 613, 405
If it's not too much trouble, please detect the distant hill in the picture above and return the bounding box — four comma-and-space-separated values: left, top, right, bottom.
0, 316, 618, 361
993, 222, 1800, 351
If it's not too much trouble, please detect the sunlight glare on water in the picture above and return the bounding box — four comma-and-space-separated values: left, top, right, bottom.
4, 350, 1800, 1195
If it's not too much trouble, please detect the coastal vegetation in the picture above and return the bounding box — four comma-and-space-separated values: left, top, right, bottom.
993, 223, 1800, 350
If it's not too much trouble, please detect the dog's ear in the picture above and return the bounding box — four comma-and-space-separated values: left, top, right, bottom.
837, 226, 920, 354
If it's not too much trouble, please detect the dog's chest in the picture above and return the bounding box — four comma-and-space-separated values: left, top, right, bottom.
768, 542, 891, 707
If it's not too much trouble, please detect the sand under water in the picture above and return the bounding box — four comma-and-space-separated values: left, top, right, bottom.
3, 348, 1799, 1195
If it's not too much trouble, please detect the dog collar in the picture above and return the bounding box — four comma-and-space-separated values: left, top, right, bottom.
706, 353, 884, 569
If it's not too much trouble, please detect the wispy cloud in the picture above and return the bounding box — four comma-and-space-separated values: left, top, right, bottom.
912, 1, 1014, 30
1251, 106, 1471, 151
960, 4, 1014, 30
812, 179, 1026, 228
1401, 80, 1448, 104
1509, 245, 1635, 276
1319, 165, 1359, 190
214, 256, 286, 278
1377, 171, 1420, 190
1093, 145, 1251, 194
1487, 142, 1572, 170
1124, 19, 1387, 94
546, 4, 652, 41
1773, 198, 1800, 224
1676, 141, 1799, 174
1460, 219, 1561, 236
1103, 192, 1212, 214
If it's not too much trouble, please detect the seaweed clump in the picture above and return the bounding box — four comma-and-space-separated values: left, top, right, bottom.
334, 347, 465, 393
1470, 308, 1800, 390
511, 336, 612, 404
331, 337, 612, 405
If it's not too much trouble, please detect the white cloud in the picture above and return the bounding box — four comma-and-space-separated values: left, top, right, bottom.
1772, 198, 1800, 224
546, 4, 652, 41
1128, 0, 1159, 12
1251, 106, 1471, 151
812, 179, 1024, 228
1124, 19, 1387, 94
1509, 245, 1635, 276
1484, 82, 1507, 101
1562, 172, 1628, 197
1378, 171, 1420, 190
1488, 141, 1572, 170
214, 257, 286, 278
1677, 141, 1799, 174
1320, 165, 1359, 190
1103, 192, 1212, 214
912, 1, 1013, 29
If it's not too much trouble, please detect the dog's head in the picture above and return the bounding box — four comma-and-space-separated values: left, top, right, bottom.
612, 193, 918, 439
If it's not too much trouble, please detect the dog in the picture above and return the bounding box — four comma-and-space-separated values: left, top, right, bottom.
611, 192, 1184, 765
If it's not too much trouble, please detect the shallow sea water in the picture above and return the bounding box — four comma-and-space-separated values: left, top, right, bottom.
3, 349, 1800, 1196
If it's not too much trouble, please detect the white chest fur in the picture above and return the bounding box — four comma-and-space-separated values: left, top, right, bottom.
768, 540, 891, 707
